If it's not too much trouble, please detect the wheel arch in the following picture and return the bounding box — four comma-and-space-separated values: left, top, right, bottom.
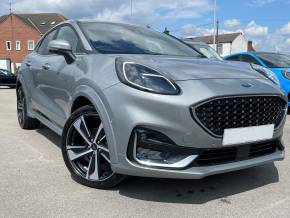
71, 96, 94, 114
69, 85, 118, 163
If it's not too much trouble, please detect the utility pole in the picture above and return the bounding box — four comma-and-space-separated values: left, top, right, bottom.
216, 20, 219, 53
130, 0, 133, 18
9, 1, 12, 14
213, 0, 217, 50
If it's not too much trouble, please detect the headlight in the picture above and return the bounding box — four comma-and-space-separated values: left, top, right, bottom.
282, 71, 290, 79
115, 58, 180, 95
251, 64, 280, 86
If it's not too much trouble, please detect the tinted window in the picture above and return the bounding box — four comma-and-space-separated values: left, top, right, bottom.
257, 53, 290, 68
79, 22, 200, 56
37, 29, 57, 55
56, 26, 81, 53
226, 55, 240, 61
240, 55, 260, 65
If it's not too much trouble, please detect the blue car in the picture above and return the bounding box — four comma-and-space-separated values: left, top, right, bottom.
225, 52, 290, 108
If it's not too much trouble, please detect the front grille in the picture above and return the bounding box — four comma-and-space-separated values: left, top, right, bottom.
193, 140, 282, 166
193, 96, 286, 136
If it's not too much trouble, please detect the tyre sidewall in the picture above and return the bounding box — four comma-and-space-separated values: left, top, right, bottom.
61, 105, 125, 189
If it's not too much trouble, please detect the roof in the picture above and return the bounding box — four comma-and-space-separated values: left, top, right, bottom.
182, 39, 208, 46
0, 15, 8, 23
187, 32, 242, 44
0, 13, 67, 34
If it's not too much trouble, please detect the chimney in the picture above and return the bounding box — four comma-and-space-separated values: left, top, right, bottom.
247, 41, 255, 52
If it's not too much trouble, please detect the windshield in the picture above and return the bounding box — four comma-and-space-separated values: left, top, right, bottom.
79, 22, 200, 57
0, 69, 12, 76
258, 53, 290, 68
193, 44, 223, 60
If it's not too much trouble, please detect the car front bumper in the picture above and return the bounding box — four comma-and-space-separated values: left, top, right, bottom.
112, 149, 284, 179
103, 78, 287, 179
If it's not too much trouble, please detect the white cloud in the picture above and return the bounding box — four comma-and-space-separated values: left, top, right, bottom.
244, 21, 268, 36
182, 24, 236, 38
182, 20, 290, 53
247, 0, 276, 7
224, 19, 240, 28
159, 0, 213, 19
281, 22, 290, 35
0, 0, 213, 25
181, 24, 214, 36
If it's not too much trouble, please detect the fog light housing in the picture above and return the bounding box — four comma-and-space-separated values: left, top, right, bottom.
128, 128, 197, 169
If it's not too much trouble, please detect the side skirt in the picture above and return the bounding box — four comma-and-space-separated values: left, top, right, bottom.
31, 110, 63, 136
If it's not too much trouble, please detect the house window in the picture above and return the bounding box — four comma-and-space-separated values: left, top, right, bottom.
217, 44, 223, 55
6, 41, 12, 51
27, 40, 35, 50
16, 41, 21, 51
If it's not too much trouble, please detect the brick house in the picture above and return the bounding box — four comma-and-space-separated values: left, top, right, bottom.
0, 13, 67, 73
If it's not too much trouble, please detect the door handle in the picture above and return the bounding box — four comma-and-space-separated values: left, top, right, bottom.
42, 63, 50, 70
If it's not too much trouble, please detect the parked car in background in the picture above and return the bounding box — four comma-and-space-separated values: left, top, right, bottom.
17, 21, 287, 189
225, 52, 290, 109
183, 40, 223, 61
0, 69, 16, 88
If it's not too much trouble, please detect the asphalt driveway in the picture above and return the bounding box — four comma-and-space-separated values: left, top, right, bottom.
0, 87, 289, 218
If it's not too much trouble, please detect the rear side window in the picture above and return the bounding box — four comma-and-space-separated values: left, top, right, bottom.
240, 55, 260, 65
56, 26, 82, 53
37, 29, 57, 55
226, 55, 240, 61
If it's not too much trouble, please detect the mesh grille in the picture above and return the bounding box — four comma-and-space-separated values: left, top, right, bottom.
194, 96, 286, 136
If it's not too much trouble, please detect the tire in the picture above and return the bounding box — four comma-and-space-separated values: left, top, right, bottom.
16, 87, 40, 129
61, 105, 125, 189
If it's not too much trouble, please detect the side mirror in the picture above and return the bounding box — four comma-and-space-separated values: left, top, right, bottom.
48, 40, 76, 64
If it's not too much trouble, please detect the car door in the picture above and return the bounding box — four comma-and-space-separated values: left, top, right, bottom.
0, 70, 7, 85
0, 69, 15, 85
33, 25, 85, 128
28, 29, 60, 123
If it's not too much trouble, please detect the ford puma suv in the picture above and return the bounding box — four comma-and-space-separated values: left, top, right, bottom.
16, 20, 288, 189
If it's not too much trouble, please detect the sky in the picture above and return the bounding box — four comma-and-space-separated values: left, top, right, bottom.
0, 0, 290, 52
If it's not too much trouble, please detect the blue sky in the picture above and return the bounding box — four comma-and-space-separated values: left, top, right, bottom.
162, 0, 289, 35
0, 0, 290, 52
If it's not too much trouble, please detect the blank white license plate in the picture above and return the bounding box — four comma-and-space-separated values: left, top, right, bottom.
222, 124, 274, 146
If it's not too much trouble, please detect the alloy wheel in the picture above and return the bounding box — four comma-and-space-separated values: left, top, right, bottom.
65, 113, 113, 182
17, 88, 25, 125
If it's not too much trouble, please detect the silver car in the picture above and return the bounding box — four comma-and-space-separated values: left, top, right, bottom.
17, 20, 288, 189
